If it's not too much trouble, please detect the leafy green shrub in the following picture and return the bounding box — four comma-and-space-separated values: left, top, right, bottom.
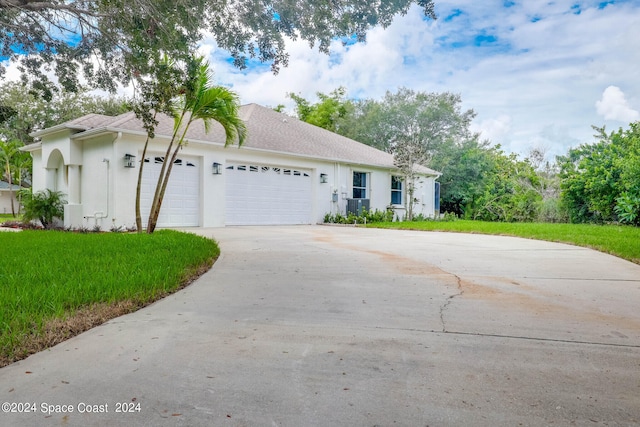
19, 189, 66, 229
410, 212, 458, 222
615, 192, 640, 225
537, 197, 569, 223
441, 212, 458, 222
324, 209, 457, 224
363, 207, 394, 223
323, 208, 392, 224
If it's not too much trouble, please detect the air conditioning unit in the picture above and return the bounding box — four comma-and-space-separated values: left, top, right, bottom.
346, 198, 370, 215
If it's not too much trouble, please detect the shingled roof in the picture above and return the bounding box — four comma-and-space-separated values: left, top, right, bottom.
0, 180, 22, 191
33, 104, 439, 175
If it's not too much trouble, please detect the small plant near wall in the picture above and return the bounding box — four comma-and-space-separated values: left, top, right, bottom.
614, 192, 640, 226
19, 189, 66, 229
324, 209, 458, 224
411, 212, 458, 222
323, 208, 394, 224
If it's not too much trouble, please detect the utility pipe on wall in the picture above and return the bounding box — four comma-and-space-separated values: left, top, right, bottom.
83, 158, 109, 228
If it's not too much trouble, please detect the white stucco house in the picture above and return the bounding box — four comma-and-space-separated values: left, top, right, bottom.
23, 104, 440, 229
0, 180, 22, 215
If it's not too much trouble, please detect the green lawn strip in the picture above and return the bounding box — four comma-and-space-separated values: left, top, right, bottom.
369, 220, 640, 264
0, 230, 219, 366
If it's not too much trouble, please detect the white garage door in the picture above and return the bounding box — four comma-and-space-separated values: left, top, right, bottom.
141, 156, 200, 227
225, 163, 312, 225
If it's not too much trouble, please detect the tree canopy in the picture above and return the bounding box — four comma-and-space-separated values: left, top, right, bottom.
1, 0, 435, 99
289, 87, 550, 222
0, 81, 129, 145
288, 87, 352, 133
558, 123, 640, 225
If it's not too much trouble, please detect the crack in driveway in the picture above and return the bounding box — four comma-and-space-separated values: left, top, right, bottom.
439, 273, 464, 333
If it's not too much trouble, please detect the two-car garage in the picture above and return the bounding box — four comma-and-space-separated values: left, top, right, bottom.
32, 104, 440, 231
141, 157, 313, 227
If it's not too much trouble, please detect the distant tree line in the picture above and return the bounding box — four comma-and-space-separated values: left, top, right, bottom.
557, 124, 640, 225
2, 78, 638, 226
285, 87, 640, 226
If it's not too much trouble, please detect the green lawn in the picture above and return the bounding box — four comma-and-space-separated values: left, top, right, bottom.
369, 220, 640, 265
0, 230, 219, 367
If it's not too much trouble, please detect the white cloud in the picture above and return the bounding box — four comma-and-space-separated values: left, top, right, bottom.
472, 114, 511, 144
1, 59, 23, 82
595, 85, 639, 123
205, 1, 639, 156
3, 1, 639, 157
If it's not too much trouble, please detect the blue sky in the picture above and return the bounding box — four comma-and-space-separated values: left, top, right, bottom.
2, 1, 638, 160
198, 0, 640, 159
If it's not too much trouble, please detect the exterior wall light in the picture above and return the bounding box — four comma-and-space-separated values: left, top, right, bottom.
212, 162, 222, 175
124, 154, 136, 168
320, 173, 328, 183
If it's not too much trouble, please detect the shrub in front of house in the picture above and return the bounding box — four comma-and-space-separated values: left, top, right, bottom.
324, 208, 394, 224
19, 189, 66, 229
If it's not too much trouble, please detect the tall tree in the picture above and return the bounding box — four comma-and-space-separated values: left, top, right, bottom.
133, 55, 186, 232
0, 140, 26, 216
288, 87, 353, 133
339, 99, 388, 151
361, 89, 476, 220
392, 136, 430, 220
430, 136, 494, 217
558, 123, 640, 224
1, 1, 435, 101
292, 87, 482, 220
0, 81, 129, 145
471, 149, 541, 222
144, 57, 247, 233
330, 88, 476, 156
523, 147, 566, 223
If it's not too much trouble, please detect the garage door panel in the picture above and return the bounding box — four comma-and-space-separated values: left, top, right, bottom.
225, 163, 312, 225
141, 156, 200, 227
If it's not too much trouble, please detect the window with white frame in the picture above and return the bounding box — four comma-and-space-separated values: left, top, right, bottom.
391, 176, 403, 205
352, 172, 367, 199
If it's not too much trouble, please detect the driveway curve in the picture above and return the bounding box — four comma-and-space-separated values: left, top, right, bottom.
1, 225, 639, 426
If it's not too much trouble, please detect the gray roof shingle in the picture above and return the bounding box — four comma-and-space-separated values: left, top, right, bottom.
0, 181, 22, 191
37, 104, 439, 175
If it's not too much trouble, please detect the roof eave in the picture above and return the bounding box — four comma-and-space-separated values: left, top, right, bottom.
224, 144, 399, 170
20, 142, 42, 152
30, 124, 88, 138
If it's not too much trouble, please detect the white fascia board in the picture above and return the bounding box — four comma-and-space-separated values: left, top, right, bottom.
30, 124, 88, 138
216, 144, 397, 171
69, 127, 126, 140
20, 142, 42, 152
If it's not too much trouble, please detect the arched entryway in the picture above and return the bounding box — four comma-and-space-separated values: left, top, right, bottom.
44, 148, 82, 228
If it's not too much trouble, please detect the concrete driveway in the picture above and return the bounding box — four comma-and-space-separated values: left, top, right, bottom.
1, 225, 639, 426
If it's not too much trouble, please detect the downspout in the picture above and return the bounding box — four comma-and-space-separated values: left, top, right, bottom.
335, 162, 341, 214
85, 158, 109, 227
95, 158, 110, 224
84, 132, 120, 228
109, 132, 122, 226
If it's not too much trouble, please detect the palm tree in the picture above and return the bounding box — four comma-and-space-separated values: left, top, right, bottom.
146, 57, 247, 233
134, 55, 184, 232
0, 140, 20, 217
13, 151, 32, 215
20, 189, 66, 229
